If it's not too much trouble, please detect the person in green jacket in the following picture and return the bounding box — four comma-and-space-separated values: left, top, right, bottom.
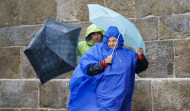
78, 24, 105, 57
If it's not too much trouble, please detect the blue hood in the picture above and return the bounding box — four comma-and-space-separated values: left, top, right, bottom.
103, 26, 124, 49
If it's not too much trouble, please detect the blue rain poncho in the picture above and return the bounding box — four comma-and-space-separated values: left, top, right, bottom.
68, 26, 137, 111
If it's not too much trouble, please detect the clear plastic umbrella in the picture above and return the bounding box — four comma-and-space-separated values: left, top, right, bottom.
88, 4, 146, 55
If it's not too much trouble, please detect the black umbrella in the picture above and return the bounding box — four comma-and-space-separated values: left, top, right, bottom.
24, 18, 81, 84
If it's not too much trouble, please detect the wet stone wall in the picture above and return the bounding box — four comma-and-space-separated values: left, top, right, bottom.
0, 0, 190, 111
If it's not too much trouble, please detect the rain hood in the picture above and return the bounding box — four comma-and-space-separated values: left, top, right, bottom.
85, 24, 105, 45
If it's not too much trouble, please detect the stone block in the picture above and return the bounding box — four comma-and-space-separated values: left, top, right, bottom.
20, 0, 56, 25
21, 109, 48, 111
152, 0, 173, 16
152, 79, 190, 111
138, 41, 174, 78
0, 0, 20, 27
40, 80, 70, 108
65, 80, 70, 105
0, 80, 39, 108
49, 109, 68, 111
78, 0, 105, 21
21, 109, 68, 111
135, 0, 154, 18
56, 71, 73, 79
56, 0, 80, 22
135, 0, 173, 18
173, 0, 190, 14
175, 40, 190, 78
160, 14, 190, 39
0, 25, 41, 47
49, 109, 70, 111
0, 47, 20, 78
131, 80, 152, 111
134, 17, 158, 41
0, 109, 21, 111
20, 46, 36, 78
105, 0, 135, 18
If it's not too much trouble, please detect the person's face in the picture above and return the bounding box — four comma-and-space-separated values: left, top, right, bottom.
90, 32, 103, 43
107, 37, 119, 48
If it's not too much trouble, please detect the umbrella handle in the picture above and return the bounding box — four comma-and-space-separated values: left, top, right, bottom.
107, 63, 112, 71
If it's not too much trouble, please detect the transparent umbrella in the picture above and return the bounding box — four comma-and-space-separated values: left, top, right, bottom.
88, 4, 146, 55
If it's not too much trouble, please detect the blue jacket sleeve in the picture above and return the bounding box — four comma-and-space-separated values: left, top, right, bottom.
79, 44, 103, 75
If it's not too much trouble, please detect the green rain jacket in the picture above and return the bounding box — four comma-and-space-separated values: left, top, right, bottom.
78, 24, 105, 56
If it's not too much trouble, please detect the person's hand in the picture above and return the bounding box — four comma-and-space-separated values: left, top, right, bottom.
105, 55, 113, 64
137, 48, 144, 58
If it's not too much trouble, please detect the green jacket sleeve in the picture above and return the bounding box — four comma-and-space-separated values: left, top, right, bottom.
78, 43, 82, 56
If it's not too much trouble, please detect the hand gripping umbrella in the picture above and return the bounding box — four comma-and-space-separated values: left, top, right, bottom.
24, 18, 81, 84
87, 4, 146, 55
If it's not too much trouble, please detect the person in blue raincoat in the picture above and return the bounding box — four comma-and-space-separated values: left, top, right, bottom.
68, 26, 149, 111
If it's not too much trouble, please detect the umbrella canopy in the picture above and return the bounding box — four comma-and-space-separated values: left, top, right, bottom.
24, 18, 81, 84
88, 4, 146, 55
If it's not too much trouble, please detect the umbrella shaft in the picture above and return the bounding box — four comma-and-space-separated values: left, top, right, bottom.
111, 33, 120, 56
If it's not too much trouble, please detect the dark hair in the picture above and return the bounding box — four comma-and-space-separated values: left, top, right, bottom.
89, 32, 103, 37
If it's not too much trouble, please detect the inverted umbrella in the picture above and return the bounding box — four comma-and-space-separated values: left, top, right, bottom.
88, 4, 146, 55
24, 18, 81, 84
